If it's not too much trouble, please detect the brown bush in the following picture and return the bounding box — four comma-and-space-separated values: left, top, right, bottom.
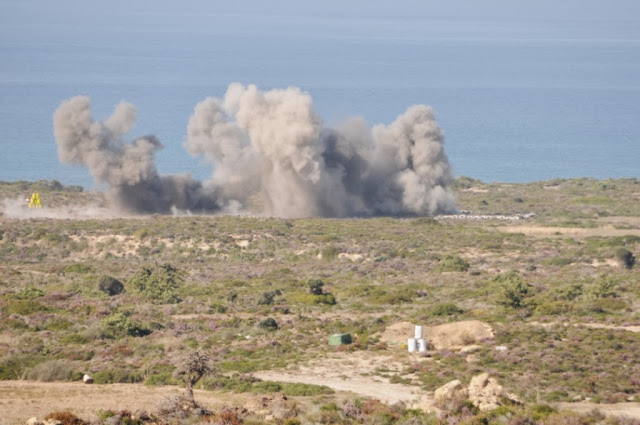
215, 408, 243, 425
44, 411, 86, 425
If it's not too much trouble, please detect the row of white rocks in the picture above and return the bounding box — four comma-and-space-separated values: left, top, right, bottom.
435, 214, 534, 221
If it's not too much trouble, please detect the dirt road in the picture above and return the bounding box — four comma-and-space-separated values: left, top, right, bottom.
254, 350, 431, 407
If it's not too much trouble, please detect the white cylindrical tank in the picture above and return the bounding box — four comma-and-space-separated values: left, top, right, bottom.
414, 325, 423, 339
407, 338, 417, 353
417, 338, 428, 352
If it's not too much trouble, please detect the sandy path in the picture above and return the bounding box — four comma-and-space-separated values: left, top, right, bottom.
254, 370, 426, 405
530, 321, 640, 333
556, 402, 640, 419
499, 226, 640, 238
577, 323, 640, 333
253, 350, 431, 407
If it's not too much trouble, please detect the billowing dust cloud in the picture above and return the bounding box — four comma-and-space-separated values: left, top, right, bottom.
53, 84, 457, 217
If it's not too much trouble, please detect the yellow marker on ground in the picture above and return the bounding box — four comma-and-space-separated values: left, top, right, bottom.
28, 192, 42, 208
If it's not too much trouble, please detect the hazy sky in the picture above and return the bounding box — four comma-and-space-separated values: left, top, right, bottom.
2, 0, 640, 30
1, 0, 639, 185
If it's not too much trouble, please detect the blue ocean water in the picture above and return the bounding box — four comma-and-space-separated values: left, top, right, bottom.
1, 1, 639, 188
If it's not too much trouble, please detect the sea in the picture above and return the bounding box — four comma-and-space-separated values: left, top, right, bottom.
1, 1, 639, 189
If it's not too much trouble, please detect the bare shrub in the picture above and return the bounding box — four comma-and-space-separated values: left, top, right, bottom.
44, 411, 86, 425
156, 394, 206, 420
174, 350, 214, 401
26, 359, 75, 382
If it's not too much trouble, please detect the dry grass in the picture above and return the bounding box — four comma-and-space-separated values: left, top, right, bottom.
0, 381, 255, 425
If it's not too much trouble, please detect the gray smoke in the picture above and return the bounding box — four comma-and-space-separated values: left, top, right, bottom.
53, 96, 220, 213
54, 84, 457, 217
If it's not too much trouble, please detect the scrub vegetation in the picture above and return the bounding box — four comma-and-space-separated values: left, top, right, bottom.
0, 177, 639, 424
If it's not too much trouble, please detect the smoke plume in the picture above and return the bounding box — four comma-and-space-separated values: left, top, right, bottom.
53, 84, 457, 217
53, 96, 220, 213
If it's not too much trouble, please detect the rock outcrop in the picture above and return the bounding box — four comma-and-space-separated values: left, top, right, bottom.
434, 373, 521, 413
434, 379, 468, 411
467, 373, 503, 411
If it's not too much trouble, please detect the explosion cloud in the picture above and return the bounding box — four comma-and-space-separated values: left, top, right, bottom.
53, 84, 457, 217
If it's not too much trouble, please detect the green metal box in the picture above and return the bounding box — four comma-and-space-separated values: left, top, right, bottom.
328, 333, 352, 345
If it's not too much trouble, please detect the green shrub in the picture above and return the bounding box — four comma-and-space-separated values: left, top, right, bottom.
280, 382, 334, 396
15, 287, 45, 299
63, 263, 93, 274
370, 289, 415, 305
0, 356, 41, 380
453, 175, 483, 189
135, 227, 150, 240
431, 303, 463, 316
528, 404, 557, 421
321, 245, 340, 260
102, 312, 151, 337
489, 271, 530, 309
583, 298, 628, 312
4, 299, 48, 315
42, 318, 72, 331
252, 381, 282, 393
307, 278, 325, 295
614, 248, 635, 269
436, 254, 470, 272
551, 284, 583, 301
145, 372, 175, 386
60, 334, 87, 344
258, 318, 279, 331
288, 292, 336, 305
411, 217, 438, 226
257, 290, 281, 305
97, 275, 124, 296
535, 301, 573, 316
209, 302, 227, 313
586, 276, 618, 299
200, 375, 256, 393
129, 263, 182, 304
203, 377, 333, 397
543, 390, 569, 402
92, 369, 144, 384
543, 257, 574, 267
70, 370, 84, 381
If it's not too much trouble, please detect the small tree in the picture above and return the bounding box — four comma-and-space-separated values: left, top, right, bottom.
587, 276, 618, 299
490, 271, 530, 309
615, 248, 635, 269
307, 279, 324, 295
436, 254, 470, 272
174, 350, 214, 402
97, 275, 124, 296
259, 317, 279, 331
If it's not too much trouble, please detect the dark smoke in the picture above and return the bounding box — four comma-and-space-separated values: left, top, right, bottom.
53, 84, 457, 217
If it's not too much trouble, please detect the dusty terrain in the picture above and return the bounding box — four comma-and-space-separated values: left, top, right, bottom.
499, 225, 640, 238
0, 381, 243, 425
